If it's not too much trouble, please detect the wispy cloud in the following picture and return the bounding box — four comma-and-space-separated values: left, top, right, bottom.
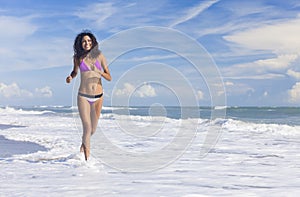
169, 0, 219, 28
0, 15, 37, 43
222, 17, 300, 80
75, 2, 116, 29
222, 54, 298, 79
75, 1, 168, 32
224, 81, 255, 96
120, 54, 178, 63
222, 58, 289, 79
190, 1, 299, 40
224, 17, 300, 54
0, 14, 73, 71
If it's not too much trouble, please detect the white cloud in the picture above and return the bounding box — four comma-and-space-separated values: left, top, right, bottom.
0, 82, 52, 99
287, 69, 300, 80
115, 82, 135, 97
0, 82, 33, 98
288, 82, 300, 104
223, 17, 300, 79
35, 86, 52, 98
222, 58, 297, 80
255, 54, 298, 71
197, 90, 204, 100
222, 55, 297, 79
224, 18, 300, 54
136, 83, 156, 98
170, 0, 219, 28
225, 81, 234, 86
114, 82, 156, 98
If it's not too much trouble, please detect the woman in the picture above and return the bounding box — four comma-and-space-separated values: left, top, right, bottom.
66, 30, 111, 161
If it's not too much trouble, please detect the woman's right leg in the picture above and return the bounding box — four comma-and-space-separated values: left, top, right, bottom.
77, 95, 92, 160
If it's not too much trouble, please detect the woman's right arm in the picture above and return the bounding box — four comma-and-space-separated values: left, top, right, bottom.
66, 58, 79, 83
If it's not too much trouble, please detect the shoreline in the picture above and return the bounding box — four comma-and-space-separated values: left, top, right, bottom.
0, 124, 48, 158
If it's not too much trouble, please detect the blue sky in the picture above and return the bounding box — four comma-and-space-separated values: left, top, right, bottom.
0, 0, 300, 107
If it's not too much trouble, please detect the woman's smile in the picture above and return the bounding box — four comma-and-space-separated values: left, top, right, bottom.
82, 35, 92, 51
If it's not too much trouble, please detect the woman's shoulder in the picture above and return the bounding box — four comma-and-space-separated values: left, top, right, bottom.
97, 52, 105, 60
98, 52, 104, 57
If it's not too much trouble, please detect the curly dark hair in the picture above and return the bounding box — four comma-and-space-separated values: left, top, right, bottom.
73, 30, 101, 59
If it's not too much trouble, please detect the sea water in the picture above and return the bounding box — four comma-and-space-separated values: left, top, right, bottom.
0, 106, 299, 196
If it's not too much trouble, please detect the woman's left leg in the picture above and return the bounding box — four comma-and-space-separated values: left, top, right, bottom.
91, 96, 103, 135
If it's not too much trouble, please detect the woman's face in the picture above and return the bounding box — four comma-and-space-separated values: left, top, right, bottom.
81, 35, 92, 51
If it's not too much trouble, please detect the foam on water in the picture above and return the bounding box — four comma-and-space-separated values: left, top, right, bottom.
0, 106, 300, 196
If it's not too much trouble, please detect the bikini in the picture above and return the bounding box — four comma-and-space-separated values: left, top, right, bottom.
78, 59, 103, 105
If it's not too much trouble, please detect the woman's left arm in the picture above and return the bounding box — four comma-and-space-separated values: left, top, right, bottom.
99, 53, 112, 81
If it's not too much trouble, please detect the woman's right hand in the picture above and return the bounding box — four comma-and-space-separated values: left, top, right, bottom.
66, 76, 72, 83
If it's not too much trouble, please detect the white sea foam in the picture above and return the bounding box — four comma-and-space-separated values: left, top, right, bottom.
102, 106, 138, 110
0, 106, 55, 115
0, 106, 299, 196
214, 105, 228, 110
223, 118, 300, 136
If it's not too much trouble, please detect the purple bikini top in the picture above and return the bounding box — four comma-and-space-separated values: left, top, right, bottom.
79, 59, 102, 72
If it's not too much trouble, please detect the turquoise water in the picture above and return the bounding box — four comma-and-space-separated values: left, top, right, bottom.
12, 105, 299, 125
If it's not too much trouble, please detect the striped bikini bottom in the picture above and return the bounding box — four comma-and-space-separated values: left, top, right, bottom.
78, 92, 103, 105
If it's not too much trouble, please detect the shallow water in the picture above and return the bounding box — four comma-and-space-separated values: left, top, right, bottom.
0, 106, 299, 196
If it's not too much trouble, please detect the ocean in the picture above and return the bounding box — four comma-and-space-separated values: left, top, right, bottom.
0, 105, 299, 196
